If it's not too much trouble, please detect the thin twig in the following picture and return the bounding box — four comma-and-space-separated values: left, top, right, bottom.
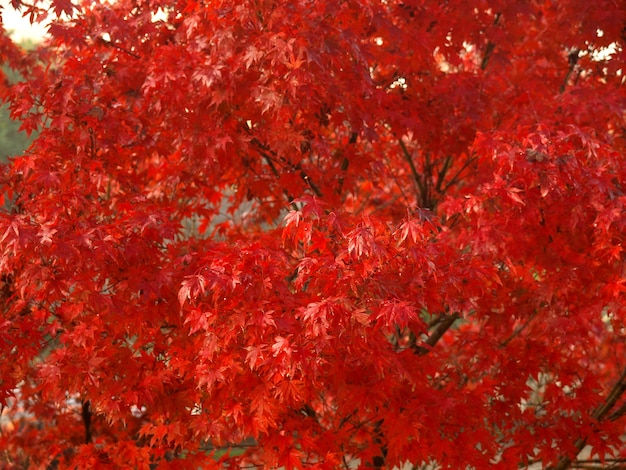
592, 367, 626, 421
480, 13, 501, 71
252, 143, 296, 207
500, 310, 538, 347
608, 401, 626, 421
399, 139, 426, 202
560, 49, 580, 94
98, 38, 141, 59
441, 156, 477, 193
422, 151, 433, 207
336, 132, 356, 195
434, 155, 452, 193
248, 133, 323, 198
481, 42, 495, 71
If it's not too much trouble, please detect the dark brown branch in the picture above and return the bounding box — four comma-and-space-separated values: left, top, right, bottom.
299, 170, 323, 198
481, 42, 496, 71
423, 151, 434, 208
336, 132, 356, 195
251, 143, 297, 208
82, 400, 92, 444
412, 312, 460, 355
98, 38, 141, 59
608, 401, 626, 421
248, 134, 323, 198
399, 139, 426, 203
500, 310, 538, 347
260, 149, 280, 177
480, 13, 501, 71
560, 49, 580, 94
336, 156, 349, 194
592, 367, 626, 421
434, 155, 452, 193
423, 312, 460, 349
440, 156, 477, 193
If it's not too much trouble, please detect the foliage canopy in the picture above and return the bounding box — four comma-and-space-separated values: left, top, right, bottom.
0, 0, 625, 468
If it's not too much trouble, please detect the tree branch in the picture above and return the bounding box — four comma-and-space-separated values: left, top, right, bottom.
480, 13, 501, 71
560, 49, 580, 94
248, 133, 323, 198
440, 156, 477, 194
434, 155, 452, 193
608, 401, 626, 421
500, 310, 538, 347
593, 367, 626, 421
412, 312, 460, 355
98, 38, 141, 59
399, 139, 427, 205
251, 143, 297, 208
82, 400, 92, 444
481, 42, 496, 71
336, 132, 356, 195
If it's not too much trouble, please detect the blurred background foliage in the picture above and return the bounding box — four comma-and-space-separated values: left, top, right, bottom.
0, 37, 38, 162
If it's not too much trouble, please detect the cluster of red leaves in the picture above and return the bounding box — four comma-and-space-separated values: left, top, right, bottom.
0, 0, 625, 468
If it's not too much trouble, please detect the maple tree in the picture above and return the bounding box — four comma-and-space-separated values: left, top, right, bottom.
0, 0, 625, 468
